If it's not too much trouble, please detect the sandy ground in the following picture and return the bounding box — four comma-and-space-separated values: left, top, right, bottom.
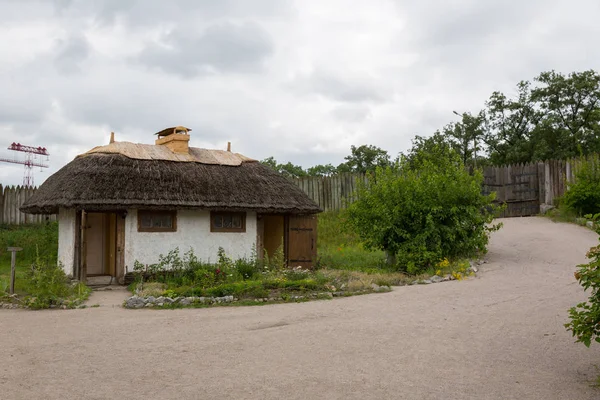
1, 217, 600, 400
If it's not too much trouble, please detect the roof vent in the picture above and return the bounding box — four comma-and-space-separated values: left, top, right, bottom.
154, 126, 191, 154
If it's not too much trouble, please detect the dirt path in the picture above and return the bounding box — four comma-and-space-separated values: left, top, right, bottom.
1, 217, 600, 400
84, 286, 130, 308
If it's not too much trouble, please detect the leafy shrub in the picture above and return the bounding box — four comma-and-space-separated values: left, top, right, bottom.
23, 257, 90, 309
563, 158, 600, 215
235, 258, 259, 280
565, 213, 600, 346
346, 148, 500, 274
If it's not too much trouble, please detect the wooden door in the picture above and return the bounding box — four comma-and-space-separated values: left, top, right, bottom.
286, 215, 317, 269
86, 213, 106, 275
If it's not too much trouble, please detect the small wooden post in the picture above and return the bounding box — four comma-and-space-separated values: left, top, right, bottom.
227, 141, 231, 152
7, 247, 22, 295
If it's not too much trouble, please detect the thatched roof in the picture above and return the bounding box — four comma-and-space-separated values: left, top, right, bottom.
83, 141, 255, 165
21, 143, 321, 215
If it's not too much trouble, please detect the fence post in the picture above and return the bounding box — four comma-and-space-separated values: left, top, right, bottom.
0, 184, 3, 224
7, 247, 22, 294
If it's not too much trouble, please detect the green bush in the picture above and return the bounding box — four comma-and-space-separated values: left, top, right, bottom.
345, 148, 500, 274
563, 158, 600, 215
565, 214, 600, 346
23, 257, 90, 309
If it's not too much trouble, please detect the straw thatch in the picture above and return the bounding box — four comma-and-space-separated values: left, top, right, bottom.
21, 149, 321, 215
84, 141, 255, 165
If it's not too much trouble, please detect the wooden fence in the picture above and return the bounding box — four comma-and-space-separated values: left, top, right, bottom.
0, 185, 56, 225
293, 158, 592, 217
293, 173, 369, 212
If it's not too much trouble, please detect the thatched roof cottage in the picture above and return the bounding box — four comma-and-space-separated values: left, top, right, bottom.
22, 127, 321, 284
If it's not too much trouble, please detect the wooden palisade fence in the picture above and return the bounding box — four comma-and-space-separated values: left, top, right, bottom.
0, 184, 56, 225
293, 173, 369, 212
293, 157, 592, 217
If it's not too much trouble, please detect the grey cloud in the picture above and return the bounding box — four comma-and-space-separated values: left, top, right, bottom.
136, 22, 274, 77
331, 105, 372, 123
395, 0, 546, 48
50, 0, 291, 27
293, 70, 389, 103
54, 34, 90, 74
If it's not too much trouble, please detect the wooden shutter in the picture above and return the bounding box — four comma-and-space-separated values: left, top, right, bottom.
287, 215, 317, 269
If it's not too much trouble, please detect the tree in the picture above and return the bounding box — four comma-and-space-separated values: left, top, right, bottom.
339, 145, 391, 174
443, 111, 486, 167
404, 132, 456, 170
531, 70, 600, 159
306, 163, 337, 177
260, 157, 307, 178
345, 148, 499, 274
485, 81, 540, 165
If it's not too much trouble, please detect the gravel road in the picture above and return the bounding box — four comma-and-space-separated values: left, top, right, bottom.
1, 217, 599, 399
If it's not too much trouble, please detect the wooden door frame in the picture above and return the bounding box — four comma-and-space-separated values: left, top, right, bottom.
256, 214, 289, 264
77, 210, 126, 283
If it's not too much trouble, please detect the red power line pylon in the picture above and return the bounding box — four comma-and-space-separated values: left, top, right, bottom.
0, 143, 50, 187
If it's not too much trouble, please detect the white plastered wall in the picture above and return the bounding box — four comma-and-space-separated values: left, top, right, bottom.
57, 208, 76, 276
124, 209, 257, 273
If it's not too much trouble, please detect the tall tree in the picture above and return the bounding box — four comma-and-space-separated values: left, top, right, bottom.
444, 111, 486, 167
404, 131, 456, 170
260, 157, 307, 178
485, 81, 540, 164
306, 163, 337, 177
339, 145, 391, 174
531, 70, 600, 159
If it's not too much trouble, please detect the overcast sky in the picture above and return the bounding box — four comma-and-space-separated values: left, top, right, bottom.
0, 0, 599, 186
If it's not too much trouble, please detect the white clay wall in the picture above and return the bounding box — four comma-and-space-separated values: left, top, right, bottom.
57, 208, 76, 276
123, 209, 257, 273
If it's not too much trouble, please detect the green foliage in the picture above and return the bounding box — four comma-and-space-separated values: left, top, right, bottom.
404, 132, 458, 170
338, 144, 391, 174
260, 156, 307, 178
0, 222, 58, 270
21, 254, 91, 309
0, 223, 86, 308
130, 243, 402, 304
443, 111, 486, 167
485, 70, 600, 164
306, 163, 337, 177
345, 150, 500, 274
485, 81, 540, 165
565, 214, 600, 347
317, 211, 386, 271
563, 157, 600, 215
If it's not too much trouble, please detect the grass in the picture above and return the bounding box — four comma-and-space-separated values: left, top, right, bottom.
0, 222, 58, 295
0, 222, 90, 308
317, 211, 387, 271
545, 202, 595, 228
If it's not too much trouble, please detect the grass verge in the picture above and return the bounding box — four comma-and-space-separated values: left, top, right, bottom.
0, 222, 91, 309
